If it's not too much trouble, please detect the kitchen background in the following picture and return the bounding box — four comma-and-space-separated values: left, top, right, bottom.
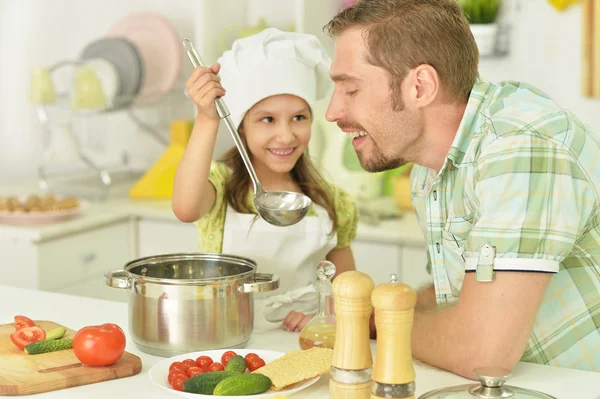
0, 0, 593, 302
0, 0, 592, 186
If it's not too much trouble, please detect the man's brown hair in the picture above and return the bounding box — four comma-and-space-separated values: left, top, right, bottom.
325, 0, 479, 104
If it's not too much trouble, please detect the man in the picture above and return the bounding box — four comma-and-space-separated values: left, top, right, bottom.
325, 0, 600, 378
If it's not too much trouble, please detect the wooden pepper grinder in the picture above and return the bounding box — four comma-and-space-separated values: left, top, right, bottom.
371, 274, 417, 399
330, 271, 375, 399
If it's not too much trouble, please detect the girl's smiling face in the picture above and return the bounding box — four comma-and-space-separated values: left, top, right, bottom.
241, 94, 312, 175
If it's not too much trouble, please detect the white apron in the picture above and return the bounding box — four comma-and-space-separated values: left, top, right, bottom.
222, 203, 337, 331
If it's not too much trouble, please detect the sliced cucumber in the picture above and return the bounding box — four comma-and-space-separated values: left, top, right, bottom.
25, 338, 73, 355
45, 326, 67, 341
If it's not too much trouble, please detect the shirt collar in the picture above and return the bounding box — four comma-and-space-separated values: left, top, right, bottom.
444, 79, 495, 168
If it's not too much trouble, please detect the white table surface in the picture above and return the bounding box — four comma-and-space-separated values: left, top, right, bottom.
0, 285, 597, 398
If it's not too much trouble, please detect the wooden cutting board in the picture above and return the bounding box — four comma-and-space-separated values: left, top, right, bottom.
0, 320, 142, 395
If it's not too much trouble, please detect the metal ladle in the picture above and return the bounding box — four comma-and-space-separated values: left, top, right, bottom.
182, 39, 312, 227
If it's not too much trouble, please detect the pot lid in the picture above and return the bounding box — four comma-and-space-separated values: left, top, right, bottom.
418, 367, 557, 399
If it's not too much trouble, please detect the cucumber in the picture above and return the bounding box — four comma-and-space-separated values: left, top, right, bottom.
183, 371, 237, 395
213, 373, 272, 396
25, 339, 73, 355
224, 355, 247, 374
45, 326, 66, 341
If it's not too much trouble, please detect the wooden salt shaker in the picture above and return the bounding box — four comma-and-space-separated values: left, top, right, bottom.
330, 271, 375, 399
371, 274, 417, 399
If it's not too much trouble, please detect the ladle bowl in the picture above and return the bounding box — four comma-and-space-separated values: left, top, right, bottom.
182, 38, 312, 227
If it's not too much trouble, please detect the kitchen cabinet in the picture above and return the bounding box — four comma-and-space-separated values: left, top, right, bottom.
0, 220, 133, 303
136, 218, 199, 258
0, 195, 430, 303
400, 246, 431, 289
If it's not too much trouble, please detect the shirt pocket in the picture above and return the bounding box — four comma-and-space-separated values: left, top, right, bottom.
442, 215, 474, 296
442, 215, 474, 260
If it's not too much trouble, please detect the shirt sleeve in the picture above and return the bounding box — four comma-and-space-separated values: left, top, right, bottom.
207, 161, 229, 215
465, 135, 596, 273
333, 187, 359, 249
194, 161, 230, 253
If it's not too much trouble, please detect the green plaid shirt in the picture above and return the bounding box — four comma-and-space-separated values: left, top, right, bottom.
410, 80, 600, 372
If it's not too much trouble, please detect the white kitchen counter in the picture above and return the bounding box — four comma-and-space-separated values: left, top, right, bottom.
0, 285, 596, 398
0, 184, 425, 246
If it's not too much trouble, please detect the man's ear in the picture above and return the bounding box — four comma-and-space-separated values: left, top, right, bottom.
406, 64, 440, 109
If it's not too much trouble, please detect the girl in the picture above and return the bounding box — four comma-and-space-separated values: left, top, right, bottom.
173, 28, 358, 332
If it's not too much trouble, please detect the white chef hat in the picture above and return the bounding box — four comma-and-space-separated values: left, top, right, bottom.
217, 28, 332, 130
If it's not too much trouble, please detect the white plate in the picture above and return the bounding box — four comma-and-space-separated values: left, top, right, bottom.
148, 348, 320, 398
0, 198, 88, 225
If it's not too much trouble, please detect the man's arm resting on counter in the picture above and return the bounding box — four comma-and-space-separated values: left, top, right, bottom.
410, 272, 551, 379
415, 283, 437, 311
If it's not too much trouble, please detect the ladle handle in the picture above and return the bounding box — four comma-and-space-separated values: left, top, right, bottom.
182, 39, 263, 195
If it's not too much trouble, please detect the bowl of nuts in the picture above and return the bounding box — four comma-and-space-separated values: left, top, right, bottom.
0, 194, 87, 225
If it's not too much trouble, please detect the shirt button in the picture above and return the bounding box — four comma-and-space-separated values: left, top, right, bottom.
456, 247, 464, 256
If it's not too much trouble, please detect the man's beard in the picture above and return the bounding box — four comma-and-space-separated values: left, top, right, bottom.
357, 139, 407, 173
338, 87, 409, 173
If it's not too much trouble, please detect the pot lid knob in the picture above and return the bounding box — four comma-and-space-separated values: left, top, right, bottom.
473, 367, 512, 388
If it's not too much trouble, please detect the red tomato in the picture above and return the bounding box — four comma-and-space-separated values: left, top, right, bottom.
72, 323, 126, 367
207, 362, 225, 372
186, 366, 204, 378
244, 353, 259, 364
10, 326, 46, 349
168, 371, 186, 385
221, 351, 237, 366
248, 358, 266, 372
182, 359, 197, 369
171, 375, 187, 391
169, 362, 188, 374
195, 356, 213, 371
14, 316, 35, 331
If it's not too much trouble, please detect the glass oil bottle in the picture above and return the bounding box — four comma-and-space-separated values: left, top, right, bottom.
298, 260, 337, 350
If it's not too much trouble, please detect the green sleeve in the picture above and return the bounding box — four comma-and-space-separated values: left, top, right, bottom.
333, 187, 359, 249
194, 161, 230, 253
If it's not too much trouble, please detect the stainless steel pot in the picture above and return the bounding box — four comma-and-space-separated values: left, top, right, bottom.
105, 253, 279, 357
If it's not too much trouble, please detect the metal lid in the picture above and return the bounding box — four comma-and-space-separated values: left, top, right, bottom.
418, 367, 557, 399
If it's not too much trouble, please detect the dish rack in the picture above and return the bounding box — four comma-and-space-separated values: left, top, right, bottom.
32, 59, 190, 201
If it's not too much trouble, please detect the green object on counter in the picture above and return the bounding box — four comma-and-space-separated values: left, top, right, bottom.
45, 326, 67, 341
183, 371, 237, 395
25, 338, 73, 355
213, 373, 272, 396
224, 355, 247, 374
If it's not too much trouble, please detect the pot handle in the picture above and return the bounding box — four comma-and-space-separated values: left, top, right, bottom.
104, 270, 131, 289
239, 273, 280, 293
